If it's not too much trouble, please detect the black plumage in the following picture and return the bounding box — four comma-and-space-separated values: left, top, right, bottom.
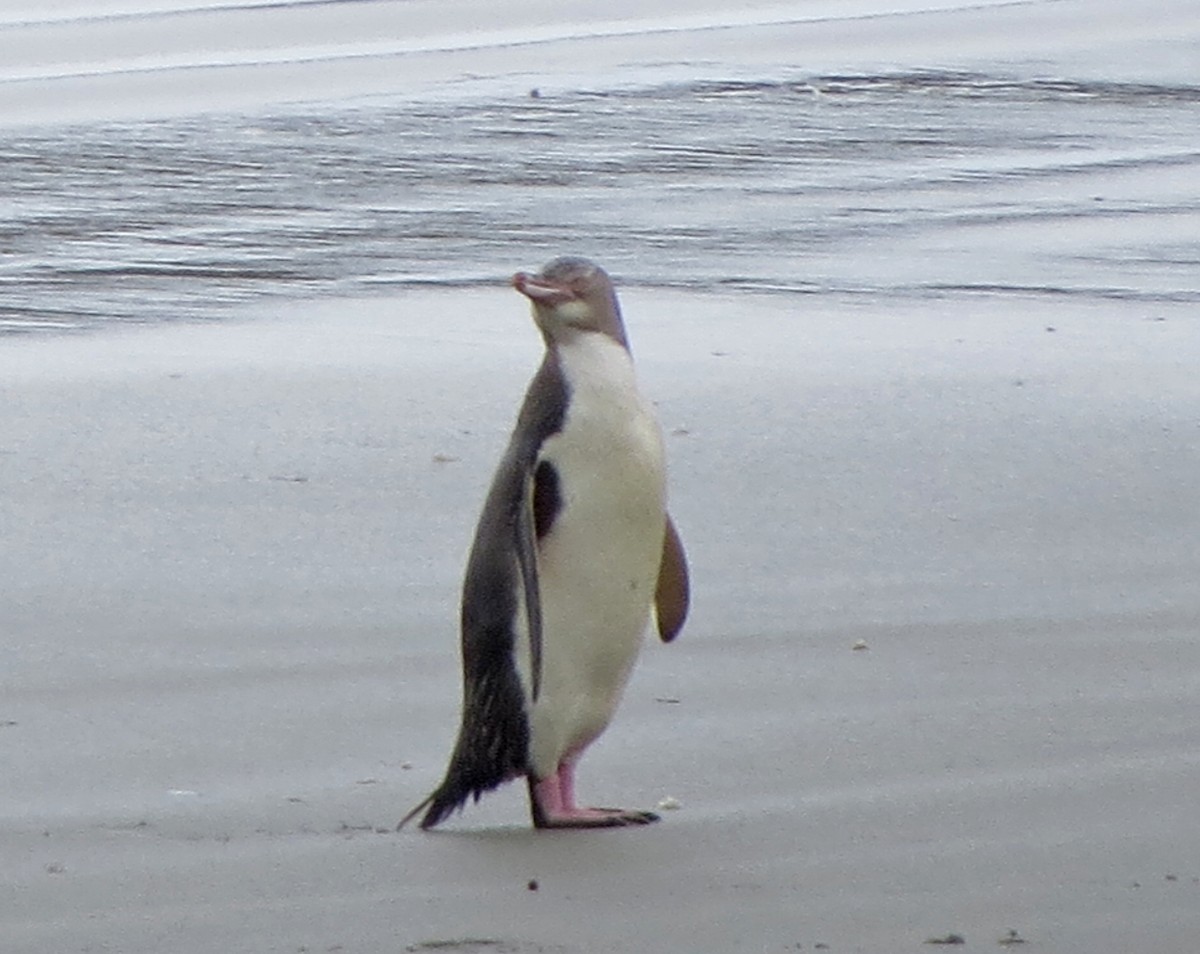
399, 356, 568, 830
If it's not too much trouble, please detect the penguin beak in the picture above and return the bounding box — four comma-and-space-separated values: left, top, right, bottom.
513, 272, 576, 306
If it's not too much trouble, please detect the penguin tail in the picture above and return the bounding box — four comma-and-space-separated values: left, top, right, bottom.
397, 660, 531, 831
397, 763, 521, 831
396, 792, 437, 831
396, 778, 468, 831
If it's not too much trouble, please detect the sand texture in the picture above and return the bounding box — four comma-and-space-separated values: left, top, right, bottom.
3, 290, 1198, 952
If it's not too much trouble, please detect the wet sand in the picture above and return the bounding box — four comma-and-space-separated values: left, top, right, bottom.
3, 288, 1198, 952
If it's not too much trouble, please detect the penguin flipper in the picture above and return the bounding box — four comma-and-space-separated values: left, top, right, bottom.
655, 514, 689, 643
515, 464, 544, 700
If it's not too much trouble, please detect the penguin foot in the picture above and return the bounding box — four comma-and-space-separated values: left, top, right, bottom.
528, 772, 660, 829
536, 807, 660, 829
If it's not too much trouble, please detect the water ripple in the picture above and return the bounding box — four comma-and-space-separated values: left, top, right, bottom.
2, 71, 1198, 332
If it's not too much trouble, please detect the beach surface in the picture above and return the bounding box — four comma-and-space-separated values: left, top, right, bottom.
3, 0, 1200, 950
3, 288, 1199, 952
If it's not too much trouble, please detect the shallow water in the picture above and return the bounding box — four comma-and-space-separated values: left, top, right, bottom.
2, 21, 1198, 333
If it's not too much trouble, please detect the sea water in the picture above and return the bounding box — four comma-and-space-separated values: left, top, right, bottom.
1, 1, 1197, 333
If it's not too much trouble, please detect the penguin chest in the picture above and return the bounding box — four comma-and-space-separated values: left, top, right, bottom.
538, 410, 666, 633
526, 337, 667, 766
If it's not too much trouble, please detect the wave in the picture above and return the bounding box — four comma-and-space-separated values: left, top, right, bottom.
669, 72, 1200, 105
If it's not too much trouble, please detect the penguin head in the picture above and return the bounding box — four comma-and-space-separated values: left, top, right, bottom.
512, 257, 629, 349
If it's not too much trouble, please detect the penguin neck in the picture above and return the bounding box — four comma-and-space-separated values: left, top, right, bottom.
550, 332, 639, 406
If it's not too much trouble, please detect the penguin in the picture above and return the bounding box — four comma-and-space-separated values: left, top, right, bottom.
399, 256, 689, 830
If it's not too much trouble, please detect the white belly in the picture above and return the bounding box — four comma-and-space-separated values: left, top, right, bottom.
521, 335, 667, 778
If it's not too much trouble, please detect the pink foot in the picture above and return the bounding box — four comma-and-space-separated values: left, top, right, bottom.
528, 764, 659, 829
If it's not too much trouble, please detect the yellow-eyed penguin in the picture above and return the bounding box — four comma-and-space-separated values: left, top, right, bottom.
400, 256, 689, 830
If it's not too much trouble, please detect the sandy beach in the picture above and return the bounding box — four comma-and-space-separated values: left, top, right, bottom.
3, 288, 1198, 952
4, 0, 1200, 950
